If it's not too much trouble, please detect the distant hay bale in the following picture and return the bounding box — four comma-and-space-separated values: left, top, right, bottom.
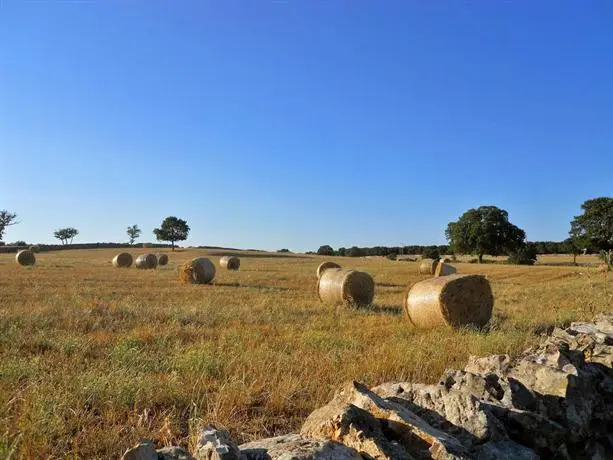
418, 258, 439, 275
316, 261, 341, 278
29, 245, 40, 253
220, 255, 240, 271
179, 257, 216, 284
156, 253, 169, 266
317, 268, 375, 307
16, 250, 35, 266
112, 252, 133, 268
441, 257, 452, 263
404, 274, 493, 329
434, 262, 457, 277
135, 254, 158, 269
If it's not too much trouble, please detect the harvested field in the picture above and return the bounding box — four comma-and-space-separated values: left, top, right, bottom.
0, 248, 610, 458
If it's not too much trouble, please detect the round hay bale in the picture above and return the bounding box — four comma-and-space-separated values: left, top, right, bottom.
135, 254, 158, 269
316, 261, 341, 278
220, 255, 240, 271
179, 257, 216, 284
404, 274, 493, 329
16, 249, 36, 266
441, 257, 452, 263
29, 245, 41, 253
156, 253, 169, 266
418, 258, 439, 275
434, 262, 457, 277
317, 268, 374, 307
112, 252, 133, 268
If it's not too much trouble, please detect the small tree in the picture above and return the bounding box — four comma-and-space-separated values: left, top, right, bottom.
317, 245, 335, 256
446, 206, 526, 263
0, 210, 19, 242
126, 224, 142, 245
507, 243, 537, 265
54, 227, 79, 245
153, 216, 190, 251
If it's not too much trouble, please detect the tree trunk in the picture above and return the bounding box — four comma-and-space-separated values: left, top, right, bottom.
478, 253, 483, 264
171, 241, 175, 252
573, 253, 577, 265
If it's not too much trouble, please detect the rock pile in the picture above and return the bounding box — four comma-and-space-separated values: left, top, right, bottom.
122, 313, 613, 459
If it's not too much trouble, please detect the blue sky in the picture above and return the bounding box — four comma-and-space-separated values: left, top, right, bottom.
1, 1, 611, 251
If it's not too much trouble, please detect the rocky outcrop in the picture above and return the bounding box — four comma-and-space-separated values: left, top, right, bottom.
122, 313, 613, 459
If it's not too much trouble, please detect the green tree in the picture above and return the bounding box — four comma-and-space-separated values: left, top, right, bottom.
0, 210, 19, 242
126, 224, 142, 245
446, 206, 526, 263
564, 237, 587, 265
54, 227, 79, 245
153, 217, 190, 251
421, 247, 440, 260
570, 197, 613, 252
507, 242, 537, 265
317, 245, 335, 256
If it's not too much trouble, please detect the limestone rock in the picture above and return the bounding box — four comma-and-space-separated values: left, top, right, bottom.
195, 424, 243, 460
122, 441, 158, 460
301, 399, 413, 459
239, 434, 362, 459
158, 446, 196, 460
372, 381, 506, 447
332, 381, 468, 459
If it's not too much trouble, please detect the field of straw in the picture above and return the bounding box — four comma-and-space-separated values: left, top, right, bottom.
0, 249, 610, 458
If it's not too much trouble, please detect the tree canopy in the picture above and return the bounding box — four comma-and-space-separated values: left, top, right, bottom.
446, 206, 526, 263
317, 245, 335, 256
54, 227, 79, 245
126, 224, 142, 245
153, 217, 190, 251
570, 197, 613, 251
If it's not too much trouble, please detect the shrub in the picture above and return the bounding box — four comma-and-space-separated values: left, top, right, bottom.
385, 253, 397, 261
10, 241, 27, 246
507, 243, 537, 265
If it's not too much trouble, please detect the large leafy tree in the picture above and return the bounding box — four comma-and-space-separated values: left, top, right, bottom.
153, 216, 190, 251
570, 197, 613, 252
0, 210, 19, 242
126, 224, 142, 245
446, 206, 526, 263
54, 227, 79, 245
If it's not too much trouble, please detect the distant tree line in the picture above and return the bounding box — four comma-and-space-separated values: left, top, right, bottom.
313, 197, 613, 267
313, 244, 451, 258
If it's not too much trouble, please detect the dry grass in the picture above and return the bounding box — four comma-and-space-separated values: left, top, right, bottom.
0, 249, 611, 458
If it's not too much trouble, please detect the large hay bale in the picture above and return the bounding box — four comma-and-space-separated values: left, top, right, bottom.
418, 258, 439, 275
434, 262, 457, 277
316, 261, 341, 278
135, 254, 158, 269
179, 257, 216, 284
317, 268, 375, 307
16, 250, 35, 266
404, 274, 493, 329
156, 253, 169, 266
113, 252, 133, 268
220, 255, 240, 271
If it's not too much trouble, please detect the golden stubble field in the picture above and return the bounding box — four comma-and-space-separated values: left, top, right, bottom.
0, 249, 610, 458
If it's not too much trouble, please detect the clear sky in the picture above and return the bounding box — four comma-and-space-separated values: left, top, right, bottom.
1, 1, 611, 251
